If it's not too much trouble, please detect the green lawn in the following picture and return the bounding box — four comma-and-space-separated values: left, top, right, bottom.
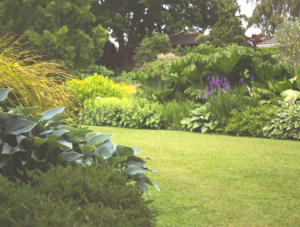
88, 126, 300, 226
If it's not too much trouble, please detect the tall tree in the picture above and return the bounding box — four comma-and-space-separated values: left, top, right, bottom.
91, 0, 222, 68
0, 0, 109, 70
246, 0, 300, 36
196, 0, 247, 47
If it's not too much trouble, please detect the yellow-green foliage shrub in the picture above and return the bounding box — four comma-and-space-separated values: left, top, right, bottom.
65, 74, 129, 103
79, 97, 164, 129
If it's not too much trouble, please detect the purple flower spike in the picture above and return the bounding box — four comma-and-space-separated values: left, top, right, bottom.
251, 76, 254, 81
250, 88, 253, 93
207, 76, 210, 81
216, 75, 220, 80
202, 96, 205, 101
219, 80, 223, 85
211, 90, 215, 95
209, 81, 213, 86
213, 97, 216, 101
224, 77, 227, 82
219, 87, 222, 92
240, 78, 243, 83
206, 85, 209, 91
228, 84, 231, 89
224, 86, 228, 91
214, 81, 219, 86
206, 90, 210, 95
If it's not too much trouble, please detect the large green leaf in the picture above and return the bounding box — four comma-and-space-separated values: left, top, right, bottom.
31, 144, 48, 162
277, 81, 292, 93
87, 134, 114, 146
56, 125, 79, 136
40, 107, 65, 121
57, 151, 83, 162
46, 135, 72, 149
116, 145, 134, 157
19, 107, 38, 117
3, 118, 37, 135
46, 129, 70, 139
79, 144, 95, 155
69, 135, 84, 143
2, 143, 18, 155
0, 88, 12, 101
94, 140, 114, 159
107, 156, 126, 165
124, 156, 147, 167
125, 166, 147, 175
0, 155, 10, 168
73, 128, 94, 137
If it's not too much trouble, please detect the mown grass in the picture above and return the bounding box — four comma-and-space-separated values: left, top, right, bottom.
88, 126, 300, 226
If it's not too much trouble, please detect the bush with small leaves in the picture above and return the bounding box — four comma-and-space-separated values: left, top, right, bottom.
225, 105, 276, 137
0, 163, 157, 227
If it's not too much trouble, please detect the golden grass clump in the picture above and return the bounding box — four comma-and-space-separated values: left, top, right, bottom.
0, 33, 78, 116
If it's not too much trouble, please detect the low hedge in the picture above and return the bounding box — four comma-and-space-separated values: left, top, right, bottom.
79, 97, 164, 129
0, 163, 157, 227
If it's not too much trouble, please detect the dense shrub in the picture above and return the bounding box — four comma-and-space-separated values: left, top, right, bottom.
0, 88, 158, 191
134, 33, 172, 65
79, 97, 164, 129
225, 105, 276, 137
0, 164, 157, 227
65, 74, 129, 103
263, 101, 300, 139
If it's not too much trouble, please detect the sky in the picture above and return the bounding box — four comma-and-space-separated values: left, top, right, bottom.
237, 0, 262, 36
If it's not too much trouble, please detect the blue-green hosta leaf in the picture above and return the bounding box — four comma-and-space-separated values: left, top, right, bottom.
27, 115, 44, 122
201, 125, 208, 133
57, 151, 83, 162
69, 135, 84, 143
116, 145, 134, 157
124, 156, 148, 167
204, 120, 213, 128
39, 130, 52, 136
281, 89, 299, 103
135, 182, 149, 193
19, 107, 38, 117
79, 144, 95, 155
56, 125, 79, 136
3, 118, 37, 135
33, 137, 46, 148
126, 166, 158, 175
46, 129, 70, 139
107, 156, 126, 165
180, 118, 190, 125
0, 155, 10, 168
52, 115, 69, 122
2, 143, 19, 155
132, 147, 142, 155
138, 176, 160, 192
73, 128, 93, 137
46, 135, 72, 149
84, 132, 101, 142
87, 134, 114, 146
31, 144, 48, 162
94, 141, 114, 159
40, 107, 65, 121
0, 88, 12, 101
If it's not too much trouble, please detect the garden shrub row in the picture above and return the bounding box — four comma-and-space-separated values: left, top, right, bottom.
0, 164, 156, 227
79, 97, 164, 129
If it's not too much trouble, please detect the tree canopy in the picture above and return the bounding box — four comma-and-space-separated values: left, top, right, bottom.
247, 0, 300, 36
0, 0, 109, 70
196, 0, 247, 47
91, 0, 222, 68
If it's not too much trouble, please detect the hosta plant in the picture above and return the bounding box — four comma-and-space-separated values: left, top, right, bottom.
263, 101, 300, 140
0, 88, 158, 192
180, 102, 221, 133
